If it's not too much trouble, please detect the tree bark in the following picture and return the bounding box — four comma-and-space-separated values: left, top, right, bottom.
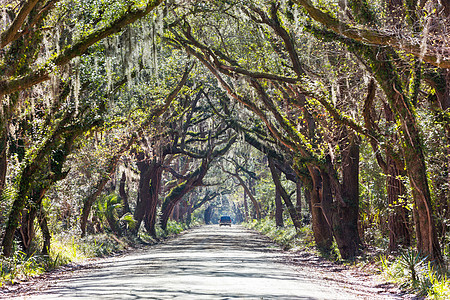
355, 43, 442, 262
296, 181, 302, 215
235, 175, 261, 220
307, 165, 333, 253
269, 157, 304, 230
160, 160, 208, 230
81, 177, 111, 237
269, 157, 284, 227
329, 134, 362, 259
390, 84, 441, 262
0, 131, 7, 194
243, 191, 249, 222
39, 211, 51, 256
204, 205, 213, 224
119, 171, 131, 216
133, 157, 162, 237
2, 127, 74, 256
386, 155, 411, 251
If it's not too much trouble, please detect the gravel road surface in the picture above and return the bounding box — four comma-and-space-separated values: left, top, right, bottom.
17, 225, 404, 299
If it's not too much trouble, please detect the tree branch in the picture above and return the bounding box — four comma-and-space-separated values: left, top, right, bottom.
0, 0, 40, 48
292, 0, 450, 68
0, 0, 164, 98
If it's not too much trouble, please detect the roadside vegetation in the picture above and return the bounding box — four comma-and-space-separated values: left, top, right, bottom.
245, 217, 314, 251
0, 232, 126, 286
247, 217, 450, 299
0, 218, 194, 287
378, 250, 450, 299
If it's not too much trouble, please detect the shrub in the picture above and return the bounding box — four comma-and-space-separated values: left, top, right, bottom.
378, 249, 450, 299
243, 216, 314, 250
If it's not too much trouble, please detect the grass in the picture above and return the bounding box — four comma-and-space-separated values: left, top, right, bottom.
0, 232, 132, 287
247, 217, 450, 300
0, 251, 45, 286
377, 249, 450, 299
244, 216, 315, 250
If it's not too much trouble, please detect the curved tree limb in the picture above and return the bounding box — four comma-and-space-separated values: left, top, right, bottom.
292, 0, 450, 68
0, 0, 40, 48
0, 0, 164, 98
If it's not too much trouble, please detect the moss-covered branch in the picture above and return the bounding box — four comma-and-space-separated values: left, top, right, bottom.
0, 0, 164, 98
292, 0, 450, 68
0, 0, 40, 48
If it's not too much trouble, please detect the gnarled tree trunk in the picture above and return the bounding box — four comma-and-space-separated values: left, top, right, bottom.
133, 157, 162, 237
329, 134, 361, 259
307, 165, 333, 253
269, 157, 284, 227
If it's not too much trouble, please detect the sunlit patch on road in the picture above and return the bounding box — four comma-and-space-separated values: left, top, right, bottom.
23, 226, 396, 300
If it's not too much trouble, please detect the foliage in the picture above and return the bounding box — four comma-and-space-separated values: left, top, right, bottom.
244, 217, 314, 250
378, 249, 450, 298
0, 230, 134, 286
0, 0, 449, 297
0, 251, 44, 286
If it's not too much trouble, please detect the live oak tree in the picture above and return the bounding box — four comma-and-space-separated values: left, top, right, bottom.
298, 0, 447, 262
0, 0, 166, 256
158, 87, 237, 231
1, 0, 449, 267
160, 0, 450, 261
165, 1, 362, 258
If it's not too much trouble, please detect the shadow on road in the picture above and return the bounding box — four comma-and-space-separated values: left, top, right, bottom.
21, 225, 387, 300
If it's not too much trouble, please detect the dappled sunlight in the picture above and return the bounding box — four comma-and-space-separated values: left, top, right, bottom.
27, 226, 365, 300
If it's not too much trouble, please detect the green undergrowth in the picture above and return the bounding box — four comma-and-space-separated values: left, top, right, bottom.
141, 219, 194, 242
0, 219, 194, 287
0, 232, 132, 286
377, 250, 450, 300
244, 217, 315, 250
159, 219, 190, 237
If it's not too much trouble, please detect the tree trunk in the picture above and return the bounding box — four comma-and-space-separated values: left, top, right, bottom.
296, 181, 302, 215
274, 186, 283, 227
204, 205, 213, 224
160, 160, 208, 231
307, 165, 333, 253
144, 165, 162, 237
186, 200, 193, 227
304, 187, 312, 224
269, 157, 303, 229
133, 157, 162, 237
243, 190, 249, 221
366, 98, 411, 252
0, 131, 7, 193
366, 46, 442, 263
80, 179, 109, 237
386, 156, 411, 251
237, 177, 261, 220
39, 211, 51, 256
328, 134, 361, 259
160, 199, 178, 230
18, 186, 49, 255
18, 207, 37, 255
119, 171, 131, 216
269, 157, 284, 227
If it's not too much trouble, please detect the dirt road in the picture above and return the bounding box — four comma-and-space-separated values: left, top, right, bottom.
18, 225, 405, 299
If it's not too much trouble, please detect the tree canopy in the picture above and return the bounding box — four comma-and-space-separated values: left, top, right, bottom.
0, 0, 449, 272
